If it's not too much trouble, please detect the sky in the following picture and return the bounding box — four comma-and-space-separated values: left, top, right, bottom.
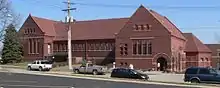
11, 0, 220, 44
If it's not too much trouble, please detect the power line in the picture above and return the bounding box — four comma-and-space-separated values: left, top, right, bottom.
20, 0, 63, 9
74, 2, 220, 10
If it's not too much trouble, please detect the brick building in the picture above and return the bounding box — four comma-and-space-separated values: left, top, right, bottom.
205, 44, 220, 69
18, 5, 212, 72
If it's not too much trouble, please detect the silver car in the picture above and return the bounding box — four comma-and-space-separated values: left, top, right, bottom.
73, 63, 107, 75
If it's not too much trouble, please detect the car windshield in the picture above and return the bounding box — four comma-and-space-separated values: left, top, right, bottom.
41, 61, 51, 64
131, 69, 145, 74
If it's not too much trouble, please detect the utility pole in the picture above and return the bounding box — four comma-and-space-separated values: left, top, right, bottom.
62, 0, 76, 70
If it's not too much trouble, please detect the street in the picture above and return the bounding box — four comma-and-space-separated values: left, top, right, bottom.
0, 72, 196, 88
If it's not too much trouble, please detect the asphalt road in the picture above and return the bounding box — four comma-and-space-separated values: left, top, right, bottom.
0, 72, 196, 88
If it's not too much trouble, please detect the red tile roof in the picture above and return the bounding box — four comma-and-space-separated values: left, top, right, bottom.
30, 16, 57, 36
54, 18, 129, 40
183, 33, 211, 53
28, 5, 185, 41
205, 44, 220, 56
149, 10, 185, 40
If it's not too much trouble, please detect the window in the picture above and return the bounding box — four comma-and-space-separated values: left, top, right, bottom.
141, 25, 144, 30
120, 62, 123, 66
37, 40, 40, 53
30, 28, 32, 33
201, 58, 204, 61
138, 41, 142, 54
110, 43, 114, 50
29, 39, 32, 54
133, 24, 151, 31
33, 39, 36, 53
199, 68, 210, 74
209, 69, 217, 74
143, 42, 147, 54
27, 28, 29, 34
48, 44, 51, 54
132, 40, 152, 55
133, 24, 138, 30
218, 52, 220, 56
148, 42, 152, 54
105, 43, 110, 50
36, 61, 39, 64
32, 61, 36, 64
185, 68, 198, 74
64, 44, 67, 51
124, 44, 128, 55
58, 44, 62, 51
95, 43, 99, 50
146, 24, 151, 30
100, 43, 105, 50
33, 28, 35, 33
120, 45, 123, 55
24, 29, 27, 34
91, 44, 95, 50
205, 58, 208, 61
132, 42, 137, 54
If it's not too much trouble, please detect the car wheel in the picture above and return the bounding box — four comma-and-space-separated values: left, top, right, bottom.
93, 70, 98, 75
74, 69, 79, 74
191, 78, 200, 83
27, 66, 32, 71
39, 66, 43, 71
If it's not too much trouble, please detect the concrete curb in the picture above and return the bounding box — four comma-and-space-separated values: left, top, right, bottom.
1, 67, 220, 88
24, 72, 220, 88
48, 72, 220, 88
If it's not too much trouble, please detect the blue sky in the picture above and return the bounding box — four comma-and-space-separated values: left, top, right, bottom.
11, 0, 220, 44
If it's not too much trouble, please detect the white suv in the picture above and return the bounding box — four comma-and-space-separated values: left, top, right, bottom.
27, 60, 52, 71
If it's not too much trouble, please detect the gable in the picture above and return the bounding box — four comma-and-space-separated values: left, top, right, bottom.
149, 10, 185, 40
31, 16, 56, 36
184, 33, 211, 53
18, 15, 44, 36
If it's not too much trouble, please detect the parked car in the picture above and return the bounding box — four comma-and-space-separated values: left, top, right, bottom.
27, 60, 53, 71
111, 68, 149, 80
73, 63, 107, 75
184, 67, 220, 83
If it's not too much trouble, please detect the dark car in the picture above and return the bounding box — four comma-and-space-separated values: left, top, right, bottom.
184, 67, 220, 83
111, 68, 149, 80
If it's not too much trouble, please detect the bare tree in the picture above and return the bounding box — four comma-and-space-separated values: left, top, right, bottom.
0, 0, 21, 41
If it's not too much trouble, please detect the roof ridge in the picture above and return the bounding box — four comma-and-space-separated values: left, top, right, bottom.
75, 17, 130, 23
191, 34, 211, 52
163, 16, 186, 40
30, 15, 58, 22
191, 34, 200, 52
148, 9, 171, 34
30, 15, 56, 36
149, 10, 185, 40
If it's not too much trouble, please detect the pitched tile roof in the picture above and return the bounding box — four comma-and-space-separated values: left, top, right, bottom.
30, 15, 57, 36
205, 44, 220, 56
54, 18, 129, 40
149, 10, 185, 40
27, 5, 185, 41
183, 33, 211, 53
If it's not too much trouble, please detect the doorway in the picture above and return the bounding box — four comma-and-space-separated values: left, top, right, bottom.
157, 57, 167, 71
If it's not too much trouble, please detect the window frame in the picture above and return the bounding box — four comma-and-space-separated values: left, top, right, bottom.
198, 68, 210, 74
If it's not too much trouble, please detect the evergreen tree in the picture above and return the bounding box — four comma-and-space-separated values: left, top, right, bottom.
1, 24, 23, 63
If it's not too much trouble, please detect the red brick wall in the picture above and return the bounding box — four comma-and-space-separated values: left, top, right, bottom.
116, 59, 153, 69
19, 16, 45, 61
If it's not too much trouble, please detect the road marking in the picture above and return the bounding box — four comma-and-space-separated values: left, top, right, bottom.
2, 80, 37, 83
1, 84, 73, 88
